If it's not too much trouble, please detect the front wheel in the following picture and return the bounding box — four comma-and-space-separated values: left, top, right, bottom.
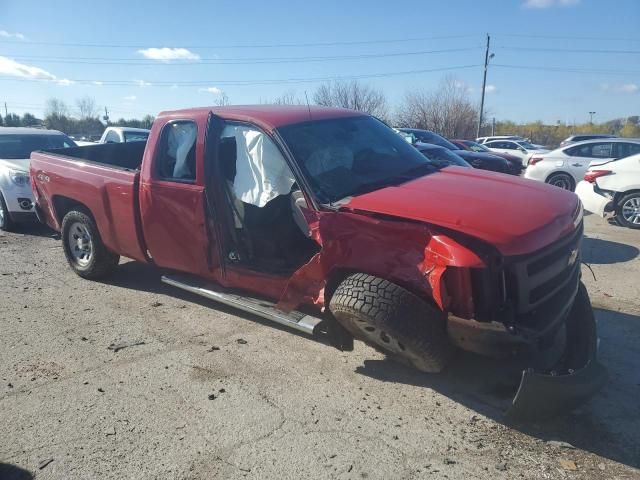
329, 273, 454, 373
615, 192, 640, 229
546, 172, 575, 191
61, 209, 120, 279
0, 192, 15, 232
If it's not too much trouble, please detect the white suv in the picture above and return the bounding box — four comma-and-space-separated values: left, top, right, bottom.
0, 127, 76, 231
524, 138, 640, 191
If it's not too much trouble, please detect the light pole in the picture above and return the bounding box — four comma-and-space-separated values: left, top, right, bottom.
477, 34, 494, 139
589, 111, 596, 124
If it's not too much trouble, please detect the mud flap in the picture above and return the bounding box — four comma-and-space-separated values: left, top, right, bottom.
507, 283, 607, 420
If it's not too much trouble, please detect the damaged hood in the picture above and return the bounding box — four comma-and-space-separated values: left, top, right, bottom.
343, 166, 580, 256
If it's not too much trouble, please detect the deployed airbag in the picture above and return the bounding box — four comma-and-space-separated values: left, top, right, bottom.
222, 125, 295, 208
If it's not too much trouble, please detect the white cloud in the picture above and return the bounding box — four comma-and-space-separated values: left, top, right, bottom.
0, 55, 72, 86
92, 80, 104, 86
524, 0, 579, 8
0, 30, 27, 40
123, 95, 137, 101
135, 79, 152, 87
600, 83, 638, 94
199, 86, 223, 95
485, 84, 497, 94
137, 47, 200, 62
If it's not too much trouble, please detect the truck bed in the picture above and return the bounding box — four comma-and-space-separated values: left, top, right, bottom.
47, 141, 146, 171
30, 146, 148, 263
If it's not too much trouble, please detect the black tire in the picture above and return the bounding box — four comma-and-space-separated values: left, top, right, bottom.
614, 192, 640, 229
546, 172, 575, 191
329, 273, 454, 373
61, 209, 120, 279
0, 192, 15, 232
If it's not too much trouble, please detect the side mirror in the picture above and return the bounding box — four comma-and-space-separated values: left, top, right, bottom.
519, 147, 527, 153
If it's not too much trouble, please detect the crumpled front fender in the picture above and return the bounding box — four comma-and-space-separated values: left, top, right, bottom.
507, 283, 607, 420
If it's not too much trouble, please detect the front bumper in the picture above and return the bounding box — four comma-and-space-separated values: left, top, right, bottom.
448, 282, 606, 420
575, 180, 612, 218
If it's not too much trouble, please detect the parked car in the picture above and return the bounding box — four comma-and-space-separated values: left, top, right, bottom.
0, 127, 76, 231
98, 126, 150, 144
414, 143, 472, 168
560, 134, 616, 148
575, 153, 640, 229
524, 138, 640, 191
397, 128, 515, 175
31, 105, 605, 419
483, 139, 550, 166
476, 135, 525, 144
450, 139, 524, 174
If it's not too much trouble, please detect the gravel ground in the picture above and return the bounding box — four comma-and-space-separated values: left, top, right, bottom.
0, 213, 638, 480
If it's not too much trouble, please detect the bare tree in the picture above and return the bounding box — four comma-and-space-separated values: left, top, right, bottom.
213, 92, 230, 106
313, 80, 388, 119
76, 96, 99, 119
395, 76, 479, 138
44, 98, 69, 118
270, 90, 304, 105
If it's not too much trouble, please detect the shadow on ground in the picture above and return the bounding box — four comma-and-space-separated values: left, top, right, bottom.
356, 308, 640, 470
0, 463, 33, 480
582, 236, 639, 264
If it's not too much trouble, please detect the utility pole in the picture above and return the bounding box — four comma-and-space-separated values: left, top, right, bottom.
589, 111, 596, 124
102, 106, 110, 124
4, 102, 7, 117
492, 117, 496, 136
477, 34, 493, 139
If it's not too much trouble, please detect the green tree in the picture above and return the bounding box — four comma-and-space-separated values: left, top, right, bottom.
0, 114, 3, 126
21, 113, 42, 126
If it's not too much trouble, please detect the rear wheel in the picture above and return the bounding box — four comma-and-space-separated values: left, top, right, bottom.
61, 209, 120, 279
546, 172, 575, 191
615, 192, 640, 229
329, 273, 454, 373
0, 192, 14, 232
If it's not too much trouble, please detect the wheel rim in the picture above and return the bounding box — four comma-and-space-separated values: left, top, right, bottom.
621, 197, 640, 224
67, 221, 93, 266
549, 175, 572, 190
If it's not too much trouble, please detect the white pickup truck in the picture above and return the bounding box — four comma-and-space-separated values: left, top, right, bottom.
98, 126, 150, 144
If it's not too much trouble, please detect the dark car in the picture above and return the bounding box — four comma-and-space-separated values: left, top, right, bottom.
451, 139, 524, 175
398, 128, 514, 175
415, 143, 471, 169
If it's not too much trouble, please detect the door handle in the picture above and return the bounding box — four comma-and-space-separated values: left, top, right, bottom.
571, 163, 582, 167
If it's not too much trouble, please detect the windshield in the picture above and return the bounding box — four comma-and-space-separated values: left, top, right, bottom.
518, 141, 537, 149
278, 116, 438, 203
416, 146, 471, 168
463, 140, 490, 152
0, 134, 76, 159
124, 131, 149, 142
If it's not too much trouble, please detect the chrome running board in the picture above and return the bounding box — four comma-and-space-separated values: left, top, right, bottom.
161, 274, 323, 335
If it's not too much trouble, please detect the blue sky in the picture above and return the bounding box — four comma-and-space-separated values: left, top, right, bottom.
1, 0, 638, 124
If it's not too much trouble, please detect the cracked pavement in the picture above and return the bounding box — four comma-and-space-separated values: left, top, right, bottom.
1, 214, 639, 479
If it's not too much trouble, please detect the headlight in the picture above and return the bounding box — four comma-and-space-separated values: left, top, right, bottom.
9, 169, 30, 187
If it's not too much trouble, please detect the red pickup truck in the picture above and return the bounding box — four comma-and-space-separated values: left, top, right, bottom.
30, 105, 605, 419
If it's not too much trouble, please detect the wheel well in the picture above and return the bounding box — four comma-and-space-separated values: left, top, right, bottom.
615, 189, 640, 204
52, 195, 93, 224
324, 267, 439, 311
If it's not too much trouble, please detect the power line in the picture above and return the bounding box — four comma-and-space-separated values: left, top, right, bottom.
0, 34, 478, 49
496, 33, 640, 42
496, 46, 640, 54
0, 47, 482, 66
0, 64, 482, 87
492, 64, 640, 75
